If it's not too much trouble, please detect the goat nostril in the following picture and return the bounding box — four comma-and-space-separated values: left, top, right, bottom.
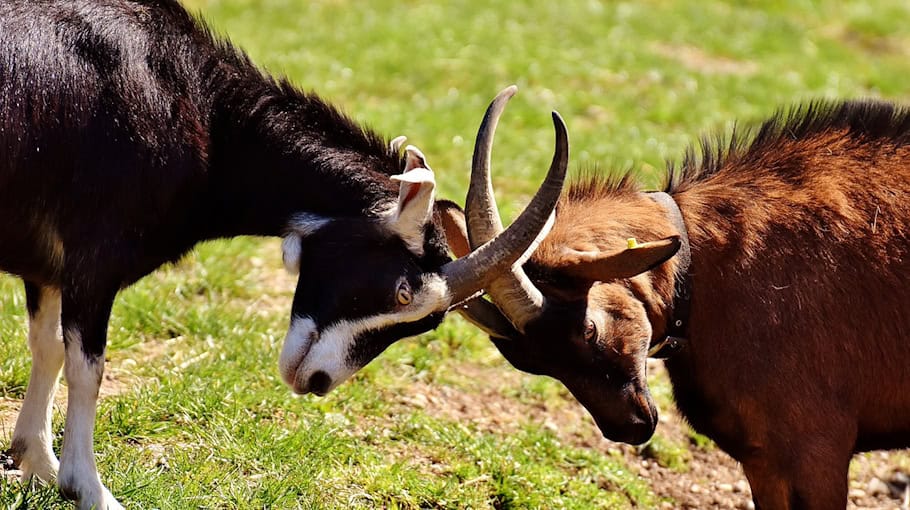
308, 330, 319, 343
308, 371, 332, 396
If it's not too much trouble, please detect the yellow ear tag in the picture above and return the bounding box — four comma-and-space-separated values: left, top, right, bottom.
627, 238, 639, 249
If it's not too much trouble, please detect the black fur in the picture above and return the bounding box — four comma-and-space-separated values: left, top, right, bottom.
0, 3, 461, 505
0, 0, 444, 358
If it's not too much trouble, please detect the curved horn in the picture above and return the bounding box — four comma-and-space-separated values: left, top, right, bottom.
440, 110, 569, 307
437, 198, 521, 340
465, 85, 515, 247
454, 297, 520, 340
462, 88, 568, 332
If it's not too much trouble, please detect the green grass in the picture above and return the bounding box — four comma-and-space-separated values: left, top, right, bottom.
4, 0, 910, 507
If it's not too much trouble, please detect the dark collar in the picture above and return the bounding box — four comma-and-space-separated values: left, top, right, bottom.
646, 192, 692, 359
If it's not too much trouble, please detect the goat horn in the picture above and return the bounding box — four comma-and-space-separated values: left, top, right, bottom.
440, 107, 569, 308
465, 85, 514, 247
460, 87, 567, 332
454, 296, 520, 340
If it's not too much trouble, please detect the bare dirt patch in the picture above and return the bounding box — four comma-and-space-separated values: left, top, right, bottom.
0, 398, 20, 441
389, 359, 910, 509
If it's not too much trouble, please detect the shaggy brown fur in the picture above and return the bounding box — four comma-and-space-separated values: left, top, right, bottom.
496, 100, 910, 509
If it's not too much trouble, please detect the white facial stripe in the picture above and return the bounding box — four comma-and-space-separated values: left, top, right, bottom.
279, 273, 451, 394
289, 320, 356, 394
329, 273, 451, 350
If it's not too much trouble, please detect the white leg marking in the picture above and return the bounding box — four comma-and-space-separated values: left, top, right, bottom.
11, 287, 63, 483
57, 331, 123, 510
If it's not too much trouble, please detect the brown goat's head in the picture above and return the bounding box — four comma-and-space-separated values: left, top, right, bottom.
444, 96, 681, 444
505, 237, 680, 444
454, 237, 680, 444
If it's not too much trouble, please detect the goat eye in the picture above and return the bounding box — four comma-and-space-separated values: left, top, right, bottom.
583, 318, 597, 341
396, 281, 412, 306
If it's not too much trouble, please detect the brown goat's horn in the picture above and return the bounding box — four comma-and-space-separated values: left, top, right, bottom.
454, 296, 521, 340
460, 87, 567, 332
440, 91, 568, 309
465, 85, 514, 248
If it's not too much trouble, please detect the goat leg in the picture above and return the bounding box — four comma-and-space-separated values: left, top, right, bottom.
9, 282, 63, 483
742, 435, 852, 510
57, 283, 123, 510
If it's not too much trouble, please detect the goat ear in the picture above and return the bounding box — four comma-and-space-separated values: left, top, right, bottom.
435, 200, 470, 258
556, 236, 681, 282
389, 145, 436, 254
282, 213, 331, 274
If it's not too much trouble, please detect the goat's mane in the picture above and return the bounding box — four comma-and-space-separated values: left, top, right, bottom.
187, 4, 403, 173
566, 165, 639, 201
567, 99, 910, 198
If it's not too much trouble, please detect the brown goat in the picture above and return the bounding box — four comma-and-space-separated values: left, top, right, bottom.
448, 95, 910, 509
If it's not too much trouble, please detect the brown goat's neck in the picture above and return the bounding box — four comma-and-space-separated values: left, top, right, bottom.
646, 192, 692, 357
625, 195, 687, 343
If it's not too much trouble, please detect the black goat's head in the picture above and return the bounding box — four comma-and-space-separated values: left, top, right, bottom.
278, 87, 570, 396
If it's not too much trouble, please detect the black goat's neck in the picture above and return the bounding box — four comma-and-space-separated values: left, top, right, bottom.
200, 72, 401, 239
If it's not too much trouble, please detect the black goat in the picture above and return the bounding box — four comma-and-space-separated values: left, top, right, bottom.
0, 2, 565, 508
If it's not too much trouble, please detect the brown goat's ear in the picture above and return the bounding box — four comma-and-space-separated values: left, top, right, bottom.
555, 236, 681, 282
435, 200, 471, 258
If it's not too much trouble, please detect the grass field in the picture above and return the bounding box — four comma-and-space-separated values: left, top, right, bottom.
3, 0, 910, 508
